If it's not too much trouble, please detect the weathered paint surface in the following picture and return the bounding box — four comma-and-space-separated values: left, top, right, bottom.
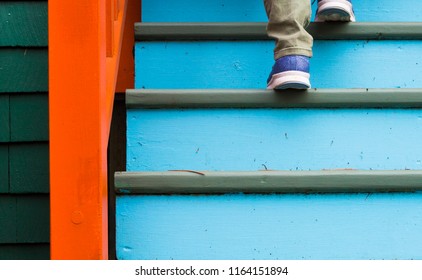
135, 41, 422, 89
0, 1, 48, 47
115, 170, 422, 194
116, 0, 141, 93
9, 143, 49, 194
49, 0, 128, 259
0, 146, 9, 193
16, 196, 50, 243
0, 196, 15, 243
0, 195, 49, 244
0, 95, 10, 142
0, 49, 48, 93
127, 108, 422, 172
10, 94, 48, 142
141, 0, 422, 22
117, 193, 422, 259
0, 143, 49, 196
125, 0, 422, 262
0, 244, 49, 260
1, 0, 50, 260
0, 93, 48, 142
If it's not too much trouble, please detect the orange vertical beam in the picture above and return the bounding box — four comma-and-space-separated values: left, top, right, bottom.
116, 0, 141, 92
49, 0, 108, 259
105, 0, 128, 130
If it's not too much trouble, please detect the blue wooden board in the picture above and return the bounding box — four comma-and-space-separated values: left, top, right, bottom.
127, 109, 422, 172
135, 41, 422, 89
116, 193, 422, 260
142, 0, 422, 22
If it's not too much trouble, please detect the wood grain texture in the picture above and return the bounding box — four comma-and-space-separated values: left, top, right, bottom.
10, 94, 48, 142
141, 0, 422, 22
135, 41, 422, 89
0, 95, 10, 142
0, 146, 9, 193
0, 195, 49, 244
16, 195, 49, 243
9, 143, 49, 193
0, 1, 48, 47
0, 0, 49, 260
0, 196, 16, 243
136, 22, 422, 41
115, 170, 422, 194
116, 193, 422, 259
127, 108, 422, 171
0, 49, 48, 93
126, 88, 422, 109
49, 0, 113, 259
0, 243, 49, 260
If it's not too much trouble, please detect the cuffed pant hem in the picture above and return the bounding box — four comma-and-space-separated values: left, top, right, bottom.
275, 47, 313, 59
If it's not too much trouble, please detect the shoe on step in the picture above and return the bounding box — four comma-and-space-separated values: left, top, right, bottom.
266, 55, 311, 90
315, 0, 356, 22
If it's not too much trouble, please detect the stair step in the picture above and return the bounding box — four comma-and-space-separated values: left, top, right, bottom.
116, 170, 422, 194
116, 191, 422, 259
127, 89, 422, 172
136, 22, 422, 41
141, 0, 422, 22
127, 88, 422, 108
135, 39, 422, 89
116, 170, 422, 259
120, 0, 422, 261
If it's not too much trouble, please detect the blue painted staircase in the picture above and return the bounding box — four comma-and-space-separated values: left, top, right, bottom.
115, 0, 422, 259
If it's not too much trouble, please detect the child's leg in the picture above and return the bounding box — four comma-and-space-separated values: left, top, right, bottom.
264, 0, 313, 60
264, 0, 313, 89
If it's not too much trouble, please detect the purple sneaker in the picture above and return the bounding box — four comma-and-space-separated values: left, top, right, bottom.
266, 55, 311, 90
315, 0, 356, 22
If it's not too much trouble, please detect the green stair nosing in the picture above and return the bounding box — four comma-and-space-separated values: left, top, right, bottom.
126, 88, 422, 109
135, 22, 422, 41
115, 170, 422, 194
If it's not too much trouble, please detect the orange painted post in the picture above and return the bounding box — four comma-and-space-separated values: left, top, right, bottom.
49, 0, 127, 259
116, 0, 141, 93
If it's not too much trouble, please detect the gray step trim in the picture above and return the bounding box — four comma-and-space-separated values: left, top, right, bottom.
115, 170, 422, 194
135, 22, 422, 41
126, 88, 422, 109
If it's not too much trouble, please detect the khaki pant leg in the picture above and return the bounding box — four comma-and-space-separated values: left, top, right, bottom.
264, 0, 313, 59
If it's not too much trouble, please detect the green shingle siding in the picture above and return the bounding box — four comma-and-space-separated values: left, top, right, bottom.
10, 94, 48, 142
0, 244, 50, 260
0, 2, 48, 47
0, 146, 9, 193
0, 196, 16, 243
0, 1, 49, 259
0, 95, 9, 142
10, 143, 49, 194
0, 49, 48, 93
0, 195, 49, 244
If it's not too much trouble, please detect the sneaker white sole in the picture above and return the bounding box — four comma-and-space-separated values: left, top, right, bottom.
267, 71, 311, 90
315, 0, 356, 22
